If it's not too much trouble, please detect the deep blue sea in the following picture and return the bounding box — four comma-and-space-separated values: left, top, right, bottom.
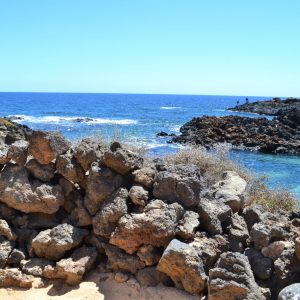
1, 92, 299, 198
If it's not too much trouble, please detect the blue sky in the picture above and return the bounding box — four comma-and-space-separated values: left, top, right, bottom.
0, 1, 299, 96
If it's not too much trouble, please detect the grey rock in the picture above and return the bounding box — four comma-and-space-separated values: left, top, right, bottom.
103, 244, 145, 274
21, 257, 55, 277
29, 131, 70, 165
157, 239, 207, 295
7, 248, 26, 265
153, 164, 203, 208
197, 198, 231, 234
7, 140, 28, 165
93, 188, 128, 239
136, 266, 169, 287
0, 236, 14, 268
103, 143, 143, 175
0, 218, 17, 241
278, 283, 300, 300
84, 164, 124, 215
133, 166, 156, 188
110, 200, 184, 254
0, 268, 33, 288
244, 248, 273, 280
176, 211, 199, 240
208, 251, 266, 300
243, 205, 265, 231
31, 223, 89, 260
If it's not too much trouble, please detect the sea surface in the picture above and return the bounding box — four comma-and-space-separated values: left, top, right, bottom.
1, 92, 299, 198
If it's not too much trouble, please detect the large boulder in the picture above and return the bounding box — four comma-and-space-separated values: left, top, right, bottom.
197, 198, 231, 234
56, 152, 85, 183
210, 171, 247, 212
103, 244, 145, 274
157, 239, 207, 295
0, 268, 33, 288
103, 142, 143, 175
110, 200, 184, 254
49, 246, 97, 285
73, 138, 103, 171
208, 252, 266, 300
93, 188, 128, 239
29, 131, 70, 164
153, 164, 203, 208
31, 223, 89, 260
26, 158, 55, 182
0, 164, 64, 214
84, 164, 124, 215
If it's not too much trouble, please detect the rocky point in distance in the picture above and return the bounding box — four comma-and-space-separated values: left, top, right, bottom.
157, 97, 300, 155
1, 117, 300, 299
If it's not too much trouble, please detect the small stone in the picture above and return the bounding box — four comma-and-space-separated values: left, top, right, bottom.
0, 219, 17, 241
278, 283, 300, 300
128, 185, 149, 206
262, 241, 292, 260
114, 272, 129, 283
7, 248, 26, 266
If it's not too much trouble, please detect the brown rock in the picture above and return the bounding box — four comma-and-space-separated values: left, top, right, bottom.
157, 239, 207, 295
29, 131, 70, 164
133, 166, 156, 188
7, 140, 28, 165
128, 185, 149, 207
0, 268, 33, 288
176, 211, 199, 240
21, 258, 55, 277
0, 164, 64, 214
110, 200, 184, 254
26, 158, 55, 182
114, 272, 129, 283
136, 245, 162, 266
0, 236, 14, 268
136, 267, 169, 287
0, 219, 17, 241
31, 223, 89, 260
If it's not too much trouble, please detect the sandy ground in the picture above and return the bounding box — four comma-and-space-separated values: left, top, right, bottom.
0, 271, 201, 300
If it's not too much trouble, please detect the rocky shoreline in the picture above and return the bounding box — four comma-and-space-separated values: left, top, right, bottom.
167, 103, 300, 155
228, 97, 300, 116
0, 118, 300, 299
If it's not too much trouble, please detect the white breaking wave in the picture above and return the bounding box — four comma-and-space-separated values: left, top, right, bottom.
160, 106, 182, 110
8, 115, 138, 125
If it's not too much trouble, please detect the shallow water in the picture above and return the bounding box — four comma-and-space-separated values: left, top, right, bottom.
1, 92, 299, 198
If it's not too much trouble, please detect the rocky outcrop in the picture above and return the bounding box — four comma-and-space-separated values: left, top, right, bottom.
0, 122, 299, 297
228, 97, 300, 116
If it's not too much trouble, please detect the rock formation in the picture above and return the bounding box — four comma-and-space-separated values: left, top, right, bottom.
0, 121, 299, 299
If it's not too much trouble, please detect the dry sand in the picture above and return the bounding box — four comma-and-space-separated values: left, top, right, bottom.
0, 271, 200, 300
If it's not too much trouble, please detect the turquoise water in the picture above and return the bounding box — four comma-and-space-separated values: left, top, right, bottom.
0, 92, 299, 198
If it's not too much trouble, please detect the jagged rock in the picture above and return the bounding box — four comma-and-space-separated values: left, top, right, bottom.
26, 158, 55, 182
228, 213, 249, 253
0, 219, 17, 241
176, 211, 199, 240
84, 164, 124, 215
21, 258, 55, 277
67, 190, 92, 227
208, 252, 266, 300
244, 248, 273, 280
295, 237, 300, 261
136, 245, 162, 266
197, 198, 231, 234
31, 223, 89, 260
0, 164, 64, 214
157, 239, 207, 295
243, 205, 264, 231
153, 165, 203, 208
103, 143, 143, 175
189, 233, 229, 272
250, 222, 290, 250
0, 268, 33, 288
29, 131, 70, 164
278, 283, 300, 300
0, 236, 14, 268
133, 166, 156, 188
114, 272, 129, 283
7, 248, 26, 265
50, 246, 97, 285
110, 200, 184, 254
104, 244, 145, 274
210, 171, 247, 212
261, 241, 293, 260
136, 266, 169, 287
93, 188, 128, 239
7, 140, 28, 165
128, 185, 149, 207
271, 249, 300, 297
0, 143, 11, 165
56, 152, 85, 183
73, 138, 103, 171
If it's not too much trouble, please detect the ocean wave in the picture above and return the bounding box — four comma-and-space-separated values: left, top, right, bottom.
8, 115, 138, 125
160, 106, 182, 110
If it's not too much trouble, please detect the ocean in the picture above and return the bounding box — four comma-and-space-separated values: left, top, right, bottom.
1, 92, 299, 198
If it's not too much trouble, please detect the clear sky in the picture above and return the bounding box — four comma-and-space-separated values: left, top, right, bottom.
0, 1, 299, 96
